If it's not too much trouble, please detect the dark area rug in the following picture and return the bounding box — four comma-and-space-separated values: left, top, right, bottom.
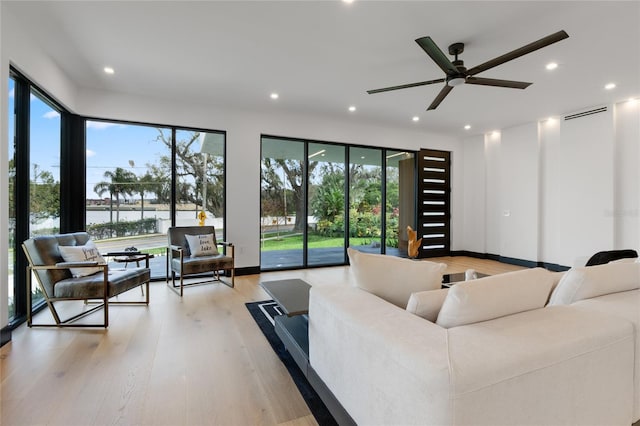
245, 300, 337, 426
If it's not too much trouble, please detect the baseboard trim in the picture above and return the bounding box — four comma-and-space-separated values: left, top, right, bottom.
1, 325, 11, 347
450, 251, 569, 271
235, 266, 260, 276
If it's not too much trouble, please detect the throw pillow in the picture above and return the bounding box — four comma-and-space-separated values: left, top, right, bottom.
185, 233, 219, 258
436, 268, 554, 329
58, 240, 106, 278
547, 261, 640, 305
347, 247, 447, 308
406, 288, 449, 322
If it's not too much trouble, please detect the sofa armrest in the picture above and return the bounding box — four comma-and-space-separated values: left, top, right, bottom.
309, 285, 452, 425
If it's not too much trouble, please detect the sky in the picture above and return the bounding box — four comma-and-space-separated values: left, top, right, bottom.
8, 77, 221, 200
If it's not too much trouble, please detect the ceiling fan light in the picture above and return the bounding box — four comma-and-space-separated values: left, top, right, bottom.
447, 77, 465, 87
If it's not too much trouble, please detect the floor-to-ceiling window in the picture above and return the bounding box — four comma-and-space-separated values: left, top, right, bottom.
7, 76, 16, 320
261, 137, 305, 269
349, 146, 383, 254
174, 129, 226, 242
28, 90, 62, 308
308, 143, 346, 266
86, 121, 171, 279
261, 136, 415, 270
86, 123, 226, 280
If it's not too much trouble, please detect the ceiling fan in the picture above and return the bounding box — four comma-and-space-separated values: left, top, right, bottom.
367, 30, 569, 110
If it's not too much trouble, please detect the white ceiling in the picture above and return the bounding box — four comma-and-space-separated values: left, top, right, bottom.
6, 1, 640, 138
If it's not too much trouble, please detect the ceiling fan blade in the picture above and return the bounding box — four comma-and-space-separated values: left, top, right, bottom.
427, 85, 453, 110
415, 37, 459, 75
466, 30, 569, 76
465, 77, 532, 89
367, 78, 445, 94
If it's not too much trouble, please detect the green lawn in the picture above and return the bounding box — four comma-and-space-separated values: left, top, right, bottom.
261, 233, 372, 251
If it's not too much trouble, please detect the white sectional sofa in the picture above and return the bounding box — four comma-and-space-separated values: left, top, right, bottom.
308, 258, 640, 425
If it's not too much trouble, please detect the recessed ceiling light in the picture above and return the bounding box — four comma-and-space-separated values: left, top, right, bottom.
348, 106, 356, 112
270, 93, 279, 99
103, 67, 115, 74
412, 116, 420, 122
342, 0, 354, 3
464, 124, 471, 130
545, 62, 558, 70
360, 156, 365, 159
604, 83, 616, 90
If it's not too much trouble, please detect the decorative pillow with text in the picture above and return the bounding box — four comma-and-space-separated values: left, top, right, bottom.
58, 240, 106, 278
185, 234, 219, 258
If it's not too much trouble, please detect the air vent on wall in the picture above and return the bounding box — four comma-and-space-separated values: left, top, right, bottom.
564, 106, 607, 121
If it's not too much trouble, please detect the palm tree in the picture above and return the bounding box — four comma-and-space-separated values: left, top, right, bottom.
136, 172, 156, 221
93, 167, 137, 224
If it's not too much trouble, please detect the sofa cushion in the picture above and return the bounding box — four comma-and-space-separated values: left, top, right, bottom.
347, 248, 446, 308
185, 233, 219, 258
58, 240, 106, 278
436, 268, 554, 329
548, 261, 640, 305
406, 288, 449, 322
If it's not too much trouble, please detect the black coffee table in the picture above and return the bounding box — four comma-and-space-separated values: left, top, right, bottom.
442, 271, 488, 288
260, 279, 311, 376
261, 279, 311, 316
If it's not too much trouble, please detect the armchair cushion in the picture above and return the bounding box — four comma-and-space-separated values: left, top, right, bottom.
185, 233, 219, 257
54, 267, 150, 299
58, 240, 106, 277
170, 254, 233, 276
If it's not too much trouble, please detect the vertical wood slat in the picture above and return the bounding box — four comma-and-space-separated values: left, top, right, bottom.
417, 149, 451, 258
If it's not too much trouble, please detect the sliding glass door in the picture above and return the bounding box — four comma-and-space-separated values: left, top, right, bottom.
348, 147, 383, 254
261, 137, 305, 268
8, 77, 16, 321
261, 136, 415, 270
308, 143, 346, 266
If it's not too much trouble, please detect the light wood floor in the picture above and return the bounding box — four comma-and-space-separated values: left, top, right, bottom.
1, 257, 522, 426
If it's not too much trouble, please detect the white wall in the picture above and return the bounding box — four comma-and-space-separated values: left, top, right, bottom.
462, 102, 639, 267
552, 107, 614, 266
484, 131, 502, 255
462, 135, 486, 253
539, 118, 563, 263
614, 100, 640, 249
499, 123, 539, 261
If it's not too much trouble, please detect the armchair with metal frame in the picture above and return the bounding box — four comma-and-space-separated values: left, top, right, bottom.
166, 225, 235, 296
21, 232, 151, 328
